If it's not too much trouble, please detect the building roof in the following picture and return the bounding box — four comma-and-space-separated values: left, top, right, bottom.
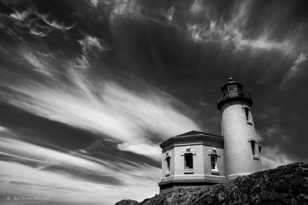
160, 130, 224, 149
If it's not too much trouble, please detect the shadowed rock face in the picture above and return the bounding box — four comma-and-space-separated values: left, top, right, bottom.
115, 199, 139, 205
115, 162, 308, 205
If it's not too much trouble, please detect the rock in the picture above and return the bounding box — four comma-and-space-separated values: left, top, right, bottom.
114, 199, 139, 205
114, 162, 308, 205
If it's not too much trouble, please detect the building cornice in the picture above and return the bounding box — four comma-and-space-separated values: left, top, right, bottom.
160, 131, 224, 149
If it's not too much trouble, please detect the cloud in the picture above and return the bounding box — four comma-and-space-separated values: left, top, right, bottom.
166, 6, 175, 23
118, 143, 161, 160
0, 126, 8, 132
7, 8, 74, 38
36, 13, 74, 31
70, 55, 90, 71
186, 0, 300, 58
29, 29, 48, 37
261, 146, 293, 169
111, 0, 141, 19
0, 131, 160, 204
79, 36, 104, 53
0, 135, 109, 173
190, 0, 203, 15
0, 161, 159, 205
20, 49, 54, 77
87, 0, 112, 7
187, 21, 297, 57
1, 63, 200, 159
9, 9, 31, 21
89, 0, 99, 7
279, 53, 307, 88
75, 35, 109, 71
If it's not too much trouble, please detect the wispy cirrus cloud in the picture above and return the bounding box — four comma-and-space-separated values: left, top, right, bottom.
20, 49, 54, 77
5, 80, 199, 158
74, 35, 109, 71
279, 53, 307, 88
36, 13, 74, 31
0, 161, 159, 205
0, 48, 200, 159
79, 36, 104, 53
110, 0, 141, 19
9, 9, 31, 21
186, 0, 300, 58
7, 8, 74, 38
0, 128, 160, 205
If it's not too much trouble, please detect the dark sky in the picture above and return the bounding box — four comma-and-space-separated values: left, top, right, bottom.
0, 0, 308, 204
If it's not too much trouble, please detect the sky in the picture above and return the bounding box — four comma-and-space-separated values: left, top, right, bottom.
0, 0, 308, 204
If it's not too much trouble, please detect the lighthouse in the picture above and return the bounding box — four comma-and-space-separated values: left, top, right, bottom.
217, 77, 262, 179
158, 77, 262, 192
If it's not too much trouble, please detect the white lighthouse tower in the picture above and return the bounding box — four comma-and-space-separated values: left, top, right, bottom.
217, 77, 262, 179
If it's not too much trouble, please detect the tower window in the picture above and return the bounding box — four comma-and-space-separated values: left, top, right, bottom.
243, 107, 253, 125
244, 107, 250, 121
258, 143, 262, 154
249, 139, 260, 160
249, 140, 256, 156
184, 153, 193, 169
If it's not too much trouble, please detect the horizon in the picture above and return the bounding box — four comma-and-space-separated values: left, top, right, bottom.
0, 0, 308, 204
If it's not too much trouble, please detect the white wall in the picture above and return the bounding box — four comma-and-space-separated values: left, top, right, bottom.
161, 147, 174, 178
161, 142, 225, 182
203, 146, 225, 176
173, 144, 204, 176
221, 102, 261, 178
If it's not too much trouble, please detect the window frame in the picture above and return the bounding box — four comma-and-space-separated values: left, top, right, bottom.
182, 147, 195, 174
208, 148, 220, 175
249, 139, 260, 160
243, 106, 253, 125
184, 152, 193, 170
164, 154, 171, 177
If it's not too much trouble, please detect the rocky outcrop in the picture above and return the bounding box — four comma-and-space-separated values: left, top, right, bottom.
115, 162, 308, 205
114, 199, 139, 205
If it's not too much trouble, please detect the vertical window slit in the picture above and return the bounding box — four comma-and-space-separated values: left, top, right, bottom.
250, 140, 256, 156
210, 152, 218, 170
166, 156, 170, 171
184, 153, 193, 169
244, 107, 250, 121
258, 144, 262, 154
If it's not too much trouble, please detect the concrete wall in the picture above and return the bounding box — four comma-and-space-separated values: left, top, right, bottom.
221, 101, 261, 178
